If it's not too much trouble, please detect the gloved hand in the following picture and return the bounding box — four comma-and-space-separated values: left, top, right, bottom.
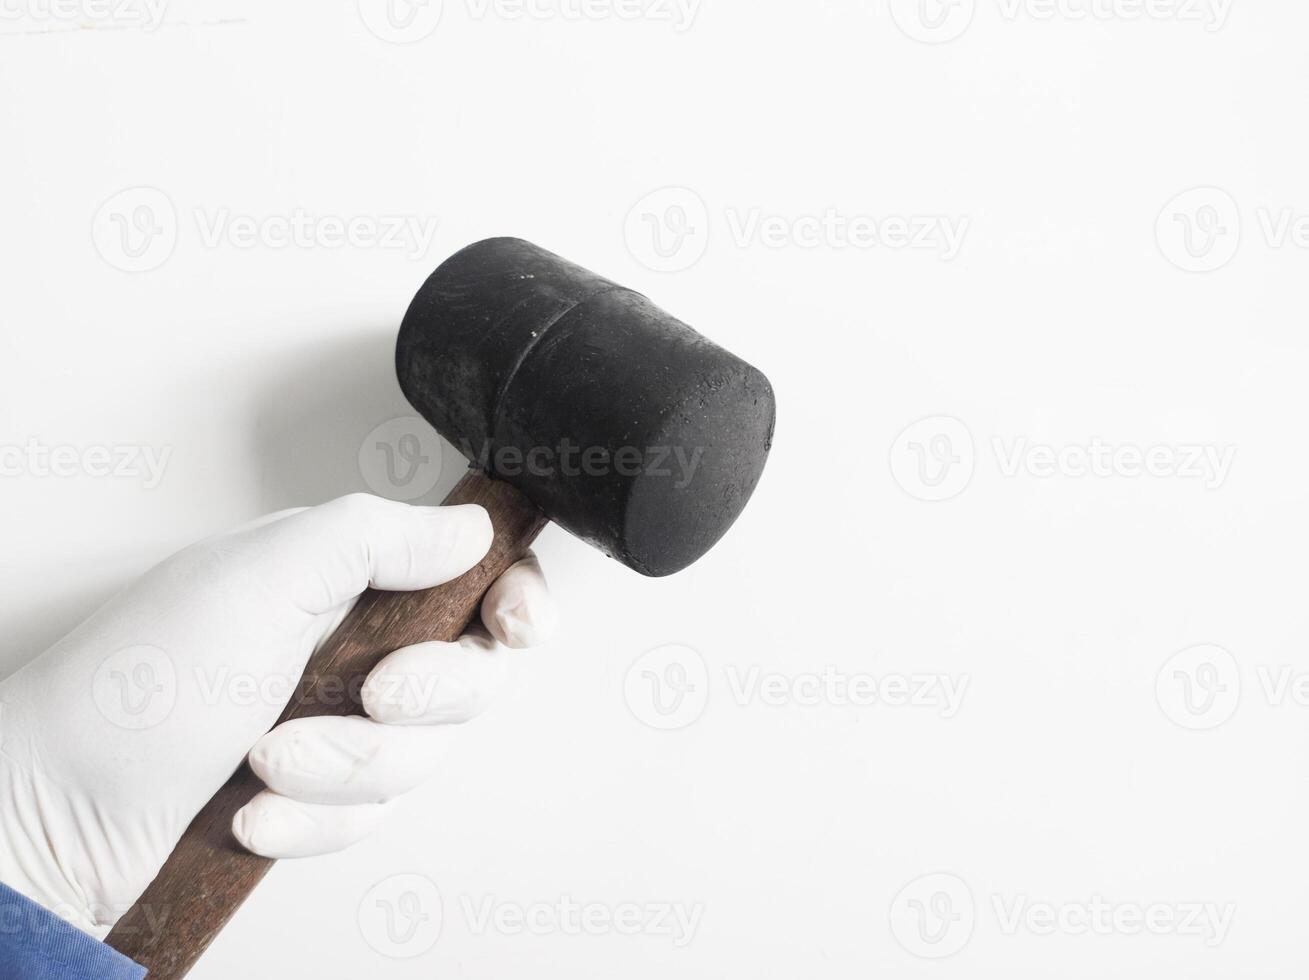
0, 494, 555, 938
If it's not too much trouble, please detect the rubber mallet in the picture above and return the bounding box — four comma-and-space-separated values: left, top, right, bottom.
106, 237, 776, 977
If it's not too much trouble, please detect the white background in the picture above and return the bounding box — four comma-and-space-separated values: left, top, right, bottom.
2, 0, 1307, 976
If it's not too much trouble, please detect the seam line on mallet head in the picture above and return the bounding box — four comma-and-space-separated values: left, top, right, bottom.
484, 283, 635, 474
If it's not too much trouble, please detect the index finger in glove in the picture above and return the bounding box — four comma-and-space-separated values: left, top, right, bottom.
234, 494, 494, 615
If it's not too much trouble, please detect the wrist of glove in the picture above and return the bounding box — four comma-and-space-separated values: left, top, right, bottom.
0, 494, 555, 937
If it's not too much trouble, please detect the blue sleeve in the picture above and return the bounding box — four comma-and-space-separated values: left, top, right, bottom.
0, 882, 146, 980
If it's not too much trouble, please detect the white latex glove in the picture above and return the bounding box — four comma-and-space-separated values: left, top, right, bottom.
0, 494, 555, 937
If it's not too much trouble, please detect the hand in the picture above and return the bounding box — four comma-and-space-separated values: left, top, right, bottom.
0, 494, 555, 937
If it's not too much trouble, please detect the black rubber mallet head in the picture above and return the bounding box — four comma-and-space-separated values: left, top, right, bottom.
398, 236, 776, 576
108, 237, 775, 979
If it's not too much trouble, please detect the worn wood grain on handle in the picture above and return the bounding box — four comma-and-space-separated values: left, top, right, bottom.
105, 470, 547, 979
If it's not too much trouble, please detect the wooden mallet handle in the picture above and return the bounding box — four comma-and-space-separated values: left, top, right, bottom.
105, 470, 546, 979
